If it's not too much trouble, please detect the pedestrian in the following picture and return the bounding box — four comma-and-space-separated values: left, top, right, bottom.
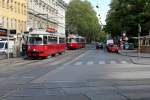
21, 36, 26, 56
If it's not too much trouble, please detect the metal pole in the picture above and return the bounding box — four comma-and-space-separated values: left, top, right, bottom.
47, 14, 48, 28
7, 29, 10, 63
138, 24, 141, 59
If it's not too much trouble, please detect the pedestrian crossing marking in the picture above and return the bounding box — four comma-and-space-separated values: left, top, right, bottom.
87, 61, 93, 65
99, 61, 105, 64
73, 60, 130, 65
120, 61, 128, 64
110, 60, 116, 64
74, 61, 82, 65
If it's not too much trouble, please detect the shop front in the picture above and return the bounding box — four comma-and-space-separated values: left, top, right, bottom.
140, 35, 150, 53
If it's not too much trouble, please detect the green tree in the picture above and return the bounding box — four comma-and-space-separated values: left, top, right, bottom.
66, 0, 101, 42
105, 0, 150, 37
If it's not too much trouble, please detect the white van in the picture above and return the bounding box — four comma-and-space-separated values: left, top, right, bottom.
0, 39, 14, 57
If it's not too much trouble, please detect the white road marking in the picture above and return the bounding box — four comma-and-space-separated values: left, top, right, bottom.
74, 61, 82, 65
99, 61, 105, 64
120, 61, 128, 64
87, 61, 93, 65
110, 60, 116, 64
64, 51, 88, 66
50, 57, 70, 66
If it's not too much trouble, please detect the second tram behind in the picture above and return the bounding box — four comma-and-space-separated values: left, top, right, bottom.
67, 34, 86, 49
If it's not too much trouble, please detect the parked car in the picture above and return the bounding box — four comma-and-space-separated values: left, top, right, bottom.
0, 39, 14, 57
107, 44, 118, 53
96, 42, 103, 49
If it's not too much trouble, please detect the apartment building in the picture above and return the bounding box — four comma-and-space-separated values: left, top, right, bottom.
0, 0, 27, 35
27, 0, 66, 35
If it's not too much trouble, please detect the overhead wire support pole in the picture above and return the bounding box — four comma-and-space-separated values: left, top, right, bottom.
46, 14, 48, 28
138, 24, 141, 59
7, 29, 10, 64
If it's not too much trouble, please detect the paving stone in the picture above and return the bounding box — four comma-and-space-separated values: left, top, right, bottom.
86, 81, 114, 87
57, 81, 87, 88
122, 92, 150, 100
2, 95, 90, 100
86, 93, 127, 100
21, 83, 59, 89
7, 88, 65, 97
63, 86, 117, 94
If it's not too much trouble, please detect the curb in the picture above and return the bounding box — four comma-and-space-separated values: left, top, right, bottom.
118, 51, 150, 58
130, 58, 150, 65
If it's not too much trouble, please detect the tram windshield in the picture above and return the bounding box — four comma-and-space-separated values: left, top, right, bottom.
0, 42, 5, 49
28, 37, 43, 44
68, 38, 77, 43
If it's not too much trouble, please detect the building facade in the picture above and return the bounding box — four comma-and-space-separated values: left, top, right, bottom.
140, 35, 150, 53
27, 0, 66, 35
0, 0, 27, 34
56, 0, 66, 35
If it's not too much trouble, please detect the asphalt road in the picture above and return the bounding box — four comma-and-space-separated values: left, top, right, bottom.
1, 45, 150, 100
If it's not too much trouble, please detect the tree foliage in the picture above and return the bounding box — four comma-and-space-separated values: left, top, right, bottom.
105, 0, 150, 37
66, 0, 101, 42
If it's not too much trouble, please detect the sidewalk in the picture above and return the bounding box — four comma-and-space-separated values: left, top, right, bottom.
131, 58, 150, 65
118, 50, 150, 65
118, 50, 150, 58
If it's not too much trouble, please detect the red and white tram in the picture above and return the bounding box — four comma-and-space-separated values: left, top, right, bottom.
67, 34, 86, 49
27, 29, 66, 58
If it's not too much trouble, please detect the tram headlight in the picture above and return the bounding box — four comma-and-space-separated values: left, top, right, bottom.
33, 49, 36, 51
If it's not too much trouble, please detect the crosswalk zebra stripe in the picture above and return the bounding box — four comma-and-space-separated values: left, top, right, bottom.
120, 61, 128, 64
110, 60, 116, 64
73, 60, 130, 65
87, 61, 93, 65
99, 61, 105, 64
74, 62, 82, 65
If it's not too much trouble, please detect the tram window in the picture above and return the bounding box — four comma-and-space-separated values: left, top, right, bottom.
29, 37, 42, 44
59, 38, 65, 43
68, 38, 76, 42
48, 37, 57, 43
76, 38, 80, 42
43, 36, 48, 44
0, 43, 5, 49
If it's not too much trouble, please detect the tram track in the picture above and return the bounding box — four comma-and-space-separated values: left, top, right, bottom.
0, 49, 87, 77
0, 49, 88, 99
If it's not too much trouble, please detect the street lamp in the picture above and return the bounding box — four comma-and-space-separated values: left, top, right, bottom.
138, 24, 141, 59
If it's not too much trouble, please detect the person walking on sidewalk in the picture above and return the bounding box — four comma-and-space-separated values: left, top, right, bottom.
21, 36, 27, 56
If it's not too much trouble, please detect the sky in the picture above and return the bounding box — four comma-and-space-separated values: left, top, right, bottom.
64, 0, 111, 25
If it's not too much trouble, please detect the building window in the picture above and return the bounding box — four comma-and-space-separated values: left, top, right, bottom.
15, 19, 16, 28
11, 0, 13, 11
14, 1, 16, 12
7, 0, 9, 9
2, 16, 4, 26
11, 18, 13, 28
21, 4, 23, 14
24, 5, 26, 15
18, 3, 20, 13
2, 0, 5, 8
6, 17, 8, 28
0, 0, 1, 8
